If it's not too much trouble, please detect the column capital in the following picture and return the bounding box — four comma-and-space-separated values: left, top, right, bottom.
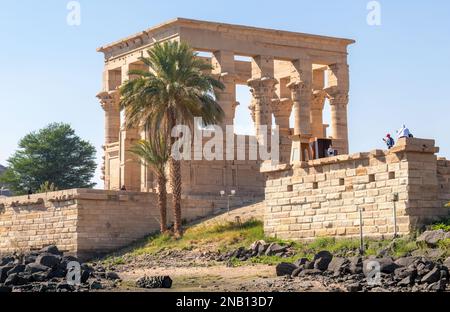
97, 90, 120, 111
324, 86, 349, 106
247, 77, 278, 96
271, 98, 292, 118
312, 90, 327, 110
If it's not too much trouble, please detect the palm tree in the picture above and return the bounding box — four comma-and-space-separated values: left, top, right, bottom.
120, 41, 224, 237
129, 132, 170, 233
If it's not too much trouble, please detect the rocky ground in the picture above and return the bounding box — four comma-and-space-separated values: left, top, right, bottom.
1, 229, 450, 292
0, 245, 121, 292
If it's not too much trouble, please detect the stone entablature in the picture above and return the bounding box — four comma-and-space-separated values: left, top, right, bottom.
263, 138, 450, 241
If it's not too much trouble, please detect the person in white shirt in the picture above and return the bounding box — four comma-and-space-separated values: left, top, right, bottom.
327, 146, 336, 157
397, 124, 412, 139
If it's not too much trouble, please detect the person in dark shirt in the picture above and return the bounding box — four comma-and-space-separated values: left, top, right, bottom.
383, 134, 395, 149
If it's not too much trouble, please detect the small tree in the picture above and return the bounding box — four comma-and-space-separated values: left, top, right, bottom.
38, 181, 59, 193
0, 123, 96, 194
130, 133, 170, 233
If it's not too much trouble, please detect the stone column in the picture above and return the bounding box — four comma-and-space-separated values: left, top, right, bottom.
271, 98, 293, 163
119, 62, 144, 192
97, 90, 121, 145
248, 55, 277, 146
97, 90, 121, 190
288, 59, 313, 137
248, 77, 277, 143
212, 51, 238, 128
288, 59, 313, 163
311, 90, 327, 138
328, 92, 349, 154
326, 63, 350, 154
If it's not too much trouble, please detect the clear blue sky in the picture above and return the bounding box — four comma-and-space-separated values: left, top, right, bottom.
1, 0, 449, 187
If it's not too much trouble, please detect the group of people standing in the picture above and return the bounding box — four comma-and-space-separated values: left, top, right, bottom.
383, 124, 414, 149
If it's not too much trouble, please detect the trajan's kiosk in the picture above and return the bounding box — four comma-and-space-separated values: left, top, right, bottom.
1, 19, 449, 258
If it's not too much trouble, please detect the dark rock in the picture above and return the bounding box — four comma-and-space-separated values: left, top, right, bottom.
7, 264, 26, 276
379, 258, 400, 274
47, 268, 66, 279
346, 282, 362, 292
35, 253, 61, 269
60, 255, 79, 268
349, 256, 363, 274
25, 263, 50, 274
81, 270, 90, 284
31, 272, 49, 282
428, 279, 447, 292
0, 257, 15, 267
39, 245, 63, 256
364, 258, 399, 275
416, 261, 434, 277
298, 269, 323, 276
327, 257, 347, 276
56, 283, 75, 292
0, 286, 12, 293
313, 251, 333, 271
421, 267, 441, 284
443, 257, 450, 270
106, 271, 120, 280
291, 268, 302, 278
397, 276, 413, 287
136, 276, 172, 289
395, 256, 419, 268
305, 260, 315, 270
250, 240, 266, 252
24, 253, 39, 265
293, 258, 308, 267
89, 281, 103, 290
0, 265, 14, 283
265, 243, 287, 256
394, 267, 417, 280
276, 262, 297, 277
4, 273, 29, 286
417, 230, 446, 247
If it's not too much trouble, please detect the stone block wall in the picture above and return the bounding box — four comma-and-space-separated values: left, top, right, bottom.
0, 189, 262, 258
263, 138, 450, 241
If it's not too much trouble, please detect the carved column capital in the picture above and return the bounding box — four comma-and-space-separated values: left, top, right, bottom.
324, 87, 349, 106
312, 90, 327, 110
97, 90, 120, 111
247, 77, 278, 98
271, 98, 292, 118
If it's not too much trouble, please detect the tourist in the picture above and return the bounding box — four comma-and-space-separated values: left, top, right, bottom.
120, 185, 127, 191
383, 134, 395, 149
327, 145, 336, 157
397, 124, 413, 139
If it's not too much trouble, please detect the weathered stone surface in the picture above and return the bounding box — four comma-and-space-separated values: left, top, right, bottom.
35, 254, 61, 269
136, 276, 172, 289
327, 257, 348, 276
39, 245, 63, 256
276, 262, 298, 277
421, 267, 441, 284
417, 230, 447, 247
313, 251, 333, 271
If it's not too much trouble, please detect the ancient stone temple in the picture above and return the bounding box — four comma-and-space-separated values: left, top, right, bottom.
96, 18, 354, 197
2, 18, 448, 257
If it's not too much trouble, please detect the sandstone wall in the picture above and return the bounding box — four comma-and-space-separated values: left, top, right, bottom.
263, 138, 450, 241
437, 158, 450, 204
0, 190, 80, 255
0, 189, 262, 258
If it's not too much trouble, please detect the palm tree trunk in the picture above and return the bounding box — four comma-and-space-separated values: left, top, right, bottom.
168, 110, 183, 237
170, 156, 182, 237
157, 174, 168, 233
